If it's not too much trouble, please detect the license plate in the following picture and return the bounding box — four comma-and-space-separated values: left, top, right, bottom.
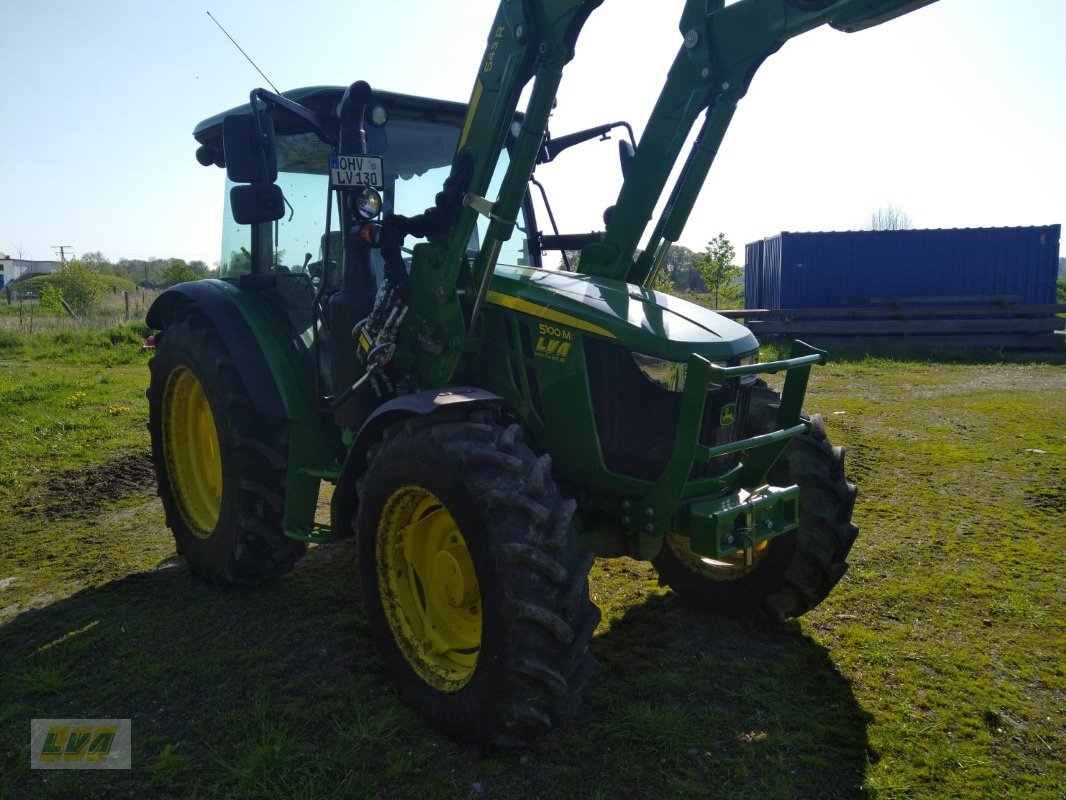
329, 154, 384, 189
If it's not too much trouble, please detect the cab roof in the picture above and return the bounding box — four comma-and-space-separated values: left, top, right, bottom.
192, 86, 470, 148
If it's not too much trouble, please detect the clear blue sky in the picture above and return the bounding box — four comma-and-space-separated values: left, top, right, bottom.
1, 0, 1063, 266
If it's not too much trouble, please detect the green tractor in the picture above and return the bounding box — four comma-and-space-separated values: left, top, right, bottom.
148, 0, 936, 748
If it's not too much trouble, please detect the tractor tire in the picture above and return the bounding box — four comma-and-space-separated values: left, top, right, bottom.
356, 408, 599, 749
147, 310, 305, 584
653, 380, 858, 619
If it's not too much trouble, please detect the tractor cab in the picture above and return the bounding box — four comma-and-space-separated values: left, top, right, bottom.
193, 87, 534, 288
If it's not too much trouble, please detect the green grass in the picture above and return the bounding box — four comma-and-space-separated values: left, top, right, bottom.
1, 284, 160, 334
0, 334, 1063, 799
0, 323, 150, 366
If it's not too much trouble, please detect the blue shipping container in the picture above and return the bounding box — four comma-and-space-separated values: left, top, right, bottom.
744, 225, 1061, 309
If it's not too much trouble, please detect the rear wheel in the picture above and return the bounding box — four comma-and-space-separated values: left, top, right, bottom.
653, 381, 858, 618
356, 408, 599, 749
147, 310, 305, 583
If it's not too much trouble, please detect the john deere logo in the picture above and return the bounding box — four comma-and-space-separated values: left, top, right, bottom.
719, 403, 737, 427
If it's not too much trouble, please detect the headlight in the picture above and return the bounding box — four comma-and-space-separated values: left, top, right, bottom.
633, 349, 760, 392
352, 187, 382, 220
737, 350, 759, 385
633, 353, 687, 392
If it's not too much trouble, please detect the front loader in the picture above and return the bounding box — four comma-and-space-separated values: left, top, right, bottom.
148, 0, 938, 748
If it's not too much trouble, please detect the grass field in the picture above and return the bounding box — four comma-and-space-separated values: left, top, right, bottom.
1, 286, 161, 333
0, 328, 1063, 799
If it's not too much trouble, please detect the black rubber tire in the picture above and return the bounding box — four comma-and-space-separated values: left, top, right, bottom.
147, 309, 305, 584
356, 408, 599, 749
653, 380, 858, 618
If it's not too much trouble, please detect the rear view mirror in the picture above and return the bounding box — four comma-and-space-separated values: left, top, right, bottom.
223, 112, 278, 184
230, 183, 285, 225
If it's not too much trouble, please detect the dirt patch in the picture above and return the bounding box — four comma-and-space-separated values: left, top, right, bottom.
14, 451, 157, 520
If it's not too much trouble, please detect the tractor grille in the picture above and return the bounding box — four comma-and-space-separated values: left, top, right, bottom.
584, 339, 752, 482
690, 379, 751, 480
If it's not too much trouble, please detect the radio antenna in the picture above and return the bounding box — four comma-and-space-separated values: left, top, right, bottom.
205, 10, 281, 94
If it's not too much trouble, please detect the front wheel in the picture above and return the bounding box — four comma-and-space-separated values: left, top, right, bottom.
653, 381, 858, 618
356, 408, 599, 749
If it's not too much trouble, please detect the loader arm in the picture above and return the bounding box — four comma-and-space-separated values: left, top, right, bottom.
584, 0, 939, 284
405, 0, 603, 386
409, 0, 937, 386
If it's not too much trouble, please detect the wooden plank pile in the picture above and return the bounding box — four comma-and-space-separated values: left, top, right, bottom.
719, 295, 1066, 351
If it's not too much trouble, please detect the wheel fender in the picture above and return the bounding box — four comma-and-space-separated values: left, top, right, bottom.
147, 280, 301, 421
332, 387, 502, 538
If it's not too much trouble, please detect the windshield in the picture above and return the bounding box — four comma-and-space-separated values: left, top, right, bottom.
220, 120, 531, 279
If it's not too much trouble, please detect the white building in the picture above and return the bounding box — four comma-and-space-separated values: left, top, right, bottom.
0, 255, 59, 287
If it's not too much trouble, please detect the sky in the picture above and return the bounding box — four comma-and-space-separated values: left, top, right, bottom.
1, 0, 1063, 267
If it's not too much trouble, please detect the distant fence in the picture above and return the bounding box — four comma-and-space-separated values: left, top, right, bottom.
1, 288, 161, 332
720, 295, 1066, 351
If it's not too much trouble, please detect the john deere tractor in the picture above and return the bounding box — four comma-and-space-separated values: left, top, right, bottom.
148, 0, 937, 748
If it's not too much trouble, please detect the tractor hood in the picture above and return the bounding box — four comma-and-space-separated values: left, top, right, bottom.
488, 266, 758, 362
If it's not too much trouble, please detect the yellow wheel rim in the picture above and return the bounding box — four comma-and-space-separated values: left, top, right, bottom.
666, 534, 770, 581
376, 486, 481, 691
162, 367, 222, 539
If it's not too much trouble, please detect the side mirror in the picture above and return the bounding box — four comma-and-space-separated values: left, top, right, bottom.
223, 112, 278, 184
230, 183, 285, 225
618, 139, 635, 178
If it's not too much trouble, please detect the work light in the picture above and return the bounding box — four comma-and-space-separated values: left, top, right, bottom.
354, 187, 382, 219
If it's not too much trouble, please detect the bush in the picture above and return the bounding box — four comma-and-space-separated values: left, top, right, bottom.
108, 326, 146, 346
38, 283, 65, 316
52, 260, 109, 316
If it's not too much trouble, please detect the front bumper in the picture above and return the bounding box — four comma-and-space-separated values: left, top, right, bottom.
685, 484, 800, 559
635, 340, 825, 559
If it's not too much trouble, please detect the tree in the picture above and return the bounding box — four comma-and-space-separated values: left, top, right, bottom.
645, 246, 699, 294
648, 266, 674, 293
80, 250, 130, 280
79, 251, 112, 268
161, 260, 202, 286
657, 245, 705, 293
52, 260, 107, 316
867, 205, 914, 231
694, 234, 742, 309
